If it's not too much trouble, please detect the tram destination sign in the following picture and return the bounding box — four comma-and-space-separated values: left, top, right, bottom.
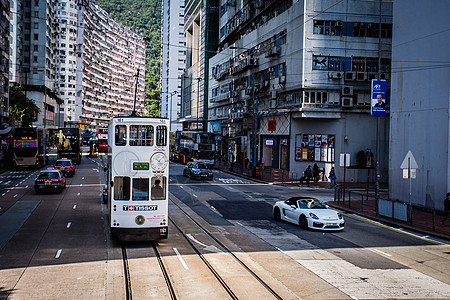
133, 162, 150, 170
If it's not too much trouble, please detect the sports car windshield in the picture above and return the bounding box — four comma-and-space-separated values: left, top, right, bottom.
298, 199, 327, 209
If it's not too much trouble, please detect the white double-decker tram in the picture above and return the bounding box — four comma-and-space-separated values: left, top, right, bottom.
106, 116, 169, 240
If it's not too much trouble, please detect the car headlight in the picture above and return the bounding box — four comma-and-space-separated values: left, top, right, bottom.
309, 213, 319, 220
193, 170, 200, 174
337, 213, 343, 219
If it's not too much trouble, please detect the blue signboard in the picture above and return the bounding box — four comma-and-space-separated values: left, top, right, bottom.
371, 80, 387, 116
210, 121, 221, 133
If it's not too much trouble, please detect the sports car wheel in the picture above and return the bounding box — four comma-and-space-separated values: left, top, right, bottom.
299, 215, 308, 229
274, 208, 281, 221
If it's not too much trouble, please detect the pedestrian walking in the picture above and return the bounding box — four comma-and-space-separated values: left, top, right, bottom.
442, 192, 450, 225
329, 167, 336, 187
313, 163, 319, 182
304, 165, 312, 186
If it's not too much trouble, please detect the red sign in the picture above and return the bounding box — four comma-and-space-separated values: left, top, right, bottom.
268, 119, 276, 132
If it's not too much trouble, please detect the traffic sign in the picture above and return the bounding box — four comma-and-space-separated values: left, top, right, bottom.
400, 150, 418, 169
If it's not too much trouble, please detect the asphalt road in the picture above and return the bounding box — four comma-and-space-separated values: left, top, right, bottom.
1, 156, 450, 299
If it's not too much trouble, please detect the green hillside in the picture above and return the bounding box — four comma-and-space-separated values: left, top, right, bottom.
94, 0, 161, 117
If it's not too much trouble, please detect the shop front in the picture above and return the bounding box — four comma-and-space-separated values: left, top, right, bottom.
259, 114, 290, 180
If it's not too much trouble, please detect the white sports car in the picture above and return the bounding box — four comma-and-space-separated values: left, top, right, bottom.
273, 197, 345, 230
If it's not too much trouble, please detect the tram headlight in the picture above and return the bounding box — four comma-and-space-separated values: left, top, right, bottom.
135, 215, 145, 225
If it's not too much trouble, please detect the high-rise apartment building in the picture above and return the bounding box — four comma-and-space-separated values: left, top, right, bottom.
180, 0, 218, 131
76, 1, 146, 128
0, 0, 10, 124
9, 0, 58, 127
209, 0, 392, 181
9, 0, 145, 129
160, 0, 186, 132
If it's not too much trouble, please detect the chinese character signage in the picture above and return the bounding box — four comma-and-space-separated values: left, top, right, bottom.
371, 79, 387, 117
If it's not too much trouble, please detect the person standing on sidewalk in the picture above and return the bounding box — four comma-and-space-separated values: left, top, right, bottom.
329, 167, 336, 187
442, 192, 450, 225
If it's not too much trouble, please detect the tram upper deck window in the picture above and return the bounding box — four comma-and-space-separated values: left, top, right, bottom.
132, 178, 149, 201
130, 125, 154, 146
115, 125, 127, 146
114, 176, 130, 200
156, 125, 167, 146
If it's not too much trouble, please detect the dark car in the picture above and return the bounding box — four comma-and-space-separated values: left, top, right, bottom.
183, 162, 213, 180
54, 158, 75, 177
34, 169, 66, 193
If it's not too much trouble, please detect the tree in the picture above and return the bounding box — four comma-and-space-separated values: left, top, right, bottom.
9, 84, 40, 127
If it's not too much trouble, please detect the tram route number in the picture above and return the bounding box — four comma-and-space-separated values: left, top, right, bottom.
123, 205, 158, 211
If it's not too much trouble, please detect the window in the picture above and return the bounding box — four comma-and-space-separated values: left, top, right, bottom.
313, 20, 342, 36
151, 177, 166, 200
132, 178, 149, 201
130, 125, 153, 146
312, 56, 328, 70
34, 22, 38, 29
114, 176, 130, 200
115, 125, 127, 146
34, 34, 39, 41
156, 125, 167, 146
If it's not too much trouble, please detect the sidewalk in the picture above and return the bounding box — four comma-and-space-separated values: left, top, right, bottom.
214, 164, 450, 241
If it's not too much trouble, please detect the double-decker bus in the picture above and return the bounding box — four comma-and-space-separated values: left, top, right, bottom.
56, 127, 82, 164
97, 127, 108, 153
106, 116, 169, 241
170, 131, 215, 166
13, 127, 49, 168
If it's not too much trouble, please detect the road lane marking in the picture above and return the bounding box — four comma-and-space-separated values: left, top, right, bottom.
73, 205, 77, 209
193, 194, 198, 198
13, 194, 17, 198
67, 222, 71, 228
55, 249, 62, 258
372, 248, 392, 257
351, 214, 450, 248
77, 193, 80, 196
1, 193, 5, 196
173, 248, 189, 270
187, 234, 207, 247
82, 177, 85, 180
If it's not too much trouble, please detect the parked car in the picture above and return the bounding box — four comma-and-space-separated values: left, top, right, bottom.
34, 169, 66, 193
273, 196, 344, 230
54, 158, 75, 177
183, 162, 213, 180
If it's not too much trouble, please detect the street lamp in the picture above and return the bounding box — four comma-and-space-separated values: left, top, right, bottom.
168, 91, 178, 132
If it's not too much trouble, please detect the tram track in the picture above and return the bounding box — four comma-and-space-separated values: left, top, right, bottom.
168, 198, 284, 300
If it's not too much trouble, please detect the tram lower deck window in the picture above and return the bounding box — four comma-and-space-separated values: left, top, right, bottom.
133, 178, 149, 201
151, 176, 166, 200
114, 176, 130, 200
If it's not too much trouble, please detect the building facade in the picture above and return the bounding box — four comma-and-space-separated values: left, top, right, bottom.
180, 0, 219, 131
160, 0, 186, 132
209, 0, 392, 181
0, 0, 10, 124
9, 0, 145, 129
77, 0, 146, 129
390, 0, 450, 211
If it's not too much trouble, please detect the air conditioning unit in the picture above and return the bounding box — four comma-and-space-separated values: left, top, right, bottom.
356, 72, 367, 81
329, 72, 344, 79
345, 71, 356, 81
367, 72, 378, 81
270, 99, 277, 108
341, 97, 353, 107
380, 73, 390, 81
341, 86, 353, 96
270, 90, 277, 99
